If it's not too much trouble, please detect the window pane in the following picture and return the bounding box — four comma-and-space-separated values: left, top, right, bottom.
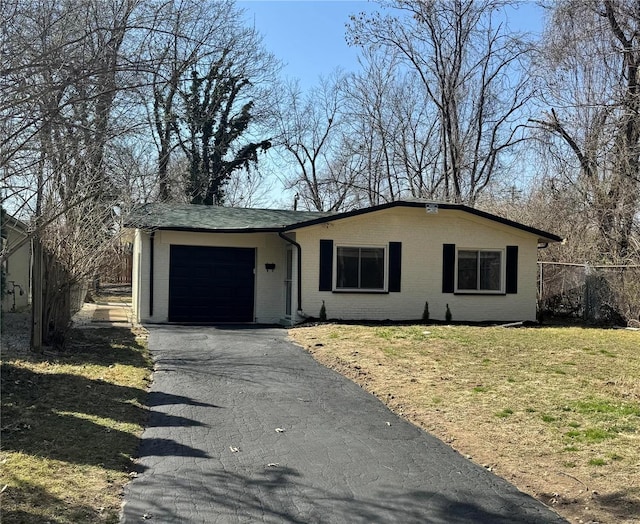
457, 250, 478, 290
479, 251, 501, 290
337, 247, 359, 288
360, 248, 385, 289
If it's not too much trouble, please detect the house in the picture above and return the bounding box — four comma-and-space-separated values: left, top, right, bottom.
1, 214, 31, 312
126, 201, 563, 325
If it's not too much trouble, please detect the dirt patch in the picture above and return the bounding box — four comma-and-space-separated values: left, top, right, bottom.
290, 324, 640, 524
1, 310, 32, 355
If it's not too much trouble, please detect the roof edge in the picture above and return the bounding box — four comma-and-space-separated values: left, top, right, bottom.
149, 226, 285, 234
283, 201, 563, 243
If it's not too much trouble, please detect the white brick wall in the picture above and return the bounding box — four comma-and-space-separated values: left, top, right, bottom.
131, 206, 544, 324
132, 230, 290, 324
293, 207, 540, 322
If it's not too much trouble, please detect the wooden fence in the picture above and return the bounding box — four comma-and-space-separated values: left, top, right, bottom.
98, 250, 133, 285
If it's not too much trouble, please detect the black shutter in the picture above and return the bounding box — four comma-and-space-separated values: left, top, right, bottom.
442, 244, 455, 293
319, 239, 333, 291
506, 245, 518, 294
388, 242, 402, 292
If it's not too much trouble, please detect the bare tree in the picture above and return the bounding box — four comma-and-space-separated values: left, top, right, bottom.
144, 0, 233, 201
531, 0, 640, 262
146, 0, 228, 201
340, 48, 404, 205
1, 0, 285, 345
341, 47, 441, 205
1, 0, 146, 346
273, 74, 353, 211
142, 0, 279, 205
348, 0, 532, 205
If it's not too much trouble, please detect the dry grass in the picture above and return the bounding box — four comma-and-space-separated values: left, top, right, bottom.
1, 324, 152, 523
290, 324, 640, 524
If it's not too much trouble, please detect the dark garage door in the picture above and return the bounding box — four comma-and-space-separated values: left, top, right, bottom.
169, 245, 255, 323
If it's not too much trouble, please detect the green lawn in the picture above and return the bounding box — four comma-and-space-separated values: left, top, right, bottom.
1, 325, 152, 524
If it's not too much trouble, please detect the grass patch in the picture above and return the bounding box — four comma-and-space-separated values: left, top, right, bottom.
381, 346, 400, 357
565, 427, 618, 443
291, 323, 640, 524
1, 324, 152, 523
589, 458, 607, 466
573, 399, 640, 417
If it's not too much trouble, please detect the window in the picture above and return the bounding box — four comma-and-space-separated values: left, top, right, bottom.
457, 249, 502, 292
336, 246, 385, 290
319, 240, 401, 293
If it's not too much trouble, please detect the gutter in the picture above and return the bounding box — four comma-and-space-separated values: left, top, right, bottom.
278, 231, 303, 314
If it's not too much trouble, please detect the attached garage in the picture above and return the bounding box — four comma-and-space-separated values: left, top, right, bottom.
168, 245, 255, 323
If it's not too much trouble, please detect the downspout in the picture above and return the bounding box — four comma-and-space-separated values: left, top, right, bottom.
278, 231, 303, 314
149, 231, 155, 318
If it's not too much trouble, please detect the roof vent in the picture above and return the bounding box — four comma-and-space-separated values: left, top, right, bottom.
425, 203, 439, 214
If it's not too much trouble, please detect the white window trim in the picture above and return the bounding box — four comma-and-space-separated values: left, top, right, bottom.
455, 247, 505, 294
334, 243, 388, 292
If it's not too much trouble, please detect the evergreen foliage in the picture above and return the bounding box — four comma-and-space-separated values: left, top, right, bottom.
319, 300, 327, 321
184, 68, 271, 206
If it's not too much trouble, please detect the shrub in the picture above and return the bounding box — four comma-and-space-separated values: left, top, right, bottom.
319, 300, 327, 321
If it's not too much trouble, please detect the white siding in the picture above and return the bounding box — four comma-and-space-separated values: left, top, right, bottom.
293, 207, 540, 322
1, 225, 31, 312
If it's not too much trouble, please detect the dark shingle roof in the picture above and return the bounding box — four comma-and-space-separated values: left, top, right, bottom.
125, 201, 563, 243
125, 203, 334, 232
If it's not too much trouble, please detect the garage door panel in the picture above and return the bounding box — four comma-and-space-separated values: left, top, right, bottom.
169, 245, 255, 323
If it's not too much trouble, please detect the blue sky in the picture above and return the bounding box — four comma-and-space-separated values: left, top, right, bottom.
239, 1, 378, 87
238, 0, 546, 89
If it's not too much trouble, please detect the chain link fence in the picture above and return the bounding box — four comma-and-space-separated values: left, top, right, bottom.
538, 262, 640, 325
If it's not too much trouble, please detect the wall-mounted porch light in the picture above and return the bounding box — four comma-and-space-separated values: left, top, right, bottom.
265, 263, 276, 272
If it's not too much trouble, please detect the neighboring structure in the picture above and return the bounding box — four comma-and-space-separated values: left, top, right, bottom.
126, 201, 563, 325
1, 214, 31, 312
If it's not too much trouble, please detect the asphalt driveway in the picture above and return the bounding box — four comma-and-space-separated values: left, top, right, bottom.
121, 326, 565, 523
